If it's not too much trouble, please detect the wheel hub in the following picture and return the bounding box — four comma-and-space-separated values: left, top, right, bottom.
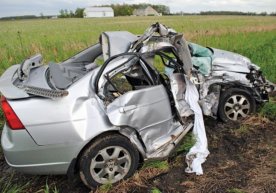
106, 159, 116, 170
224, 94, 250, 121
90, 146, 131, 184
234, 104, 241, 111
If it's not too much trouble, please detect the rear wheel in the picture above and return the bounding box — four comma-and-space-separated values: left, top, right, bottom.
79, 134, 139, 189
218, 88, 256, 122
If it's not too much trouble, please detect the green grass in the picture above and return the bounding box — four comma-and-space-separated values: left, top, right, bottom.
151, 187, 162, 193
195, 30, 276, 82
176, 132, 196, 153
234, 125, 250, 135
260, 101, 276, 120
98, 183, 113, 193
41, 182, 59, 193
0, 174, 29, 193
143, 160, 169, 170
0, 16, 275, 82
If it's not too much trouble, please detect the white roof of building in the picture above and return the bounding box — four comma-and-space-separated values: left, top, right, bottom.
84, 7, 114, 12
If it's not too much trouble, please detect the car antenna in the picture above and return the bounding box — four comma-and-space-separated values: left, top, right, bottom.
17, 31, 27, 56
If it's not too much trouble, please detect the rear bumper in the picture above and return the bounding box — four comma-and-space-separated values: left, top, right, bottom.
1, 124, 81, 175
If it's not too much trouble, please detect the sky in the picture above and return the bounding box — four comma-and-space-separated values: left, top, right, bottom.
0, 0, 275, 17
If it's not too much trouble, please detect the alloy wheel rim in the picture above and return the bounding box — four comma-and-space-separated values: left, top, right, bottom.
224, 94, 250, 121
90, 146, 131, 184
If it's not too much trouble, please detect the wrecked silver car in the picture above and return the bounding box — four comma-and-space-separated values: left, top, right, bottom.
0, 23, 274, 188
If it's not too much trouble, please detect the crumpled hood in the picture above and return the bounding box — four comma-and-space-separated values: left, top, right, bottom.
212, 48, 260, 73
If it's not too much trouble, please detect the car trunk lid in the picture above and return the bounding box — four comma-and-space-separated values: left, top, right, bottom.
0, 63, 68, 100
0, 64, 30, 99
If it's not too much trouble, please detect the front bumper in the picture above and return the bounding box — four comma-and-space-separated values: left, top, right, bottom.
1, 124, 81, 175
265, 80, 276, 92
247, 70, 275, 102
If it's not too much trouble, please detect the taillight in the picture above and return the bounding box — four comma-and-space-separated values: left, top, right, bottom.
1, 96, 25, 130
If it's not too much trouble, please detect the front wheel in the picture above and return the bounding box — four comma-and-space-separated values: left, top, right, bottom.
218, 88, 256, 122
79, 134, 139, 188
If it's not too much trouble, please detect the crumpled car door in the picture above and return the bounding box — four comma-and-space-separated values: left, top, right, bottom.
106, 84, 176, 153
96, 55, 180, 154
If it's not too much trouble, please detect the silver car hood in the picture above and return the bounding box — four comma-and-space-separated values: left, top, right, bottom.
212, 48, 260, 73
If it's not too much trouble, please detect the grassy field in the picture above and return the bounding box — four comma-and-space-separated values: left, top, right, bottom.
0, 16, 275, 81
0, 15, 276, 193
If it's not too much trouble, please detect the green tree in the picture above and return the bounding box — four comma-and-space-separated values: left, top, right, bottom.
59, 9, 65, 18
75, 8, 84, 18
64, 9, 69, 17
69, 10, 74, 17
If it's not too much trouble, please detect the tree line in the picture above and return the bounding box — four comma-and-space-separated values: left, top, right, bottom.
198, 11, 274, 16
59, 8, 84, 18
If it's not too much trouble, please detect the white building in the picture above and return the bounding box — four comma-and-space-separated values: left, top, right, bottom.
84, 7, 114, 18
133, 6, 161, 16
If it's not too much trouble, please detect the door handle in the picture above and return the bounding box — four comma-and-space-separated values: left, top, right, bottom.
119, 105, 137, 113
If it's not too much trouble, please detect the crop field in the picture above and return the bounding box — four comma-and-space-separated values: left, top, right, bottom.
0, 16, 276, 81
0, 16, 276, 193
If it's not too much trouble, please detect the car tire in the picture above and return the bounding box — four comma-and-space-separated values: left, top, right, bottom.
218, 88, 256, 122
79, 134, 139, 189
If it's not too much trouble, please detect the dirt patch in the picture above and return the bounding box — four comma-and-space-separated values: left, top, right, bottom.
122, 118, 276, 193
0, 117, 275, 193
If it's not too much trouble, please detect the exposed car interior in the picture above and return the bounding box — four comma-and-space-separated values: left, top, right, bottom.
47, 43, 103, 89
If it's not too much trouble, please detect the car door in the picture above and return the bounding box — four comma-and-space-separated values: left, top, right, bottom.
96, 54, 179, 153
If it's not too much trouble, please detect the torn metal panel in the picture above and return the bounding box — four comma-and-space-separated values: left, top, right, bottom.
101, 31, 138, 61
169, 73, 193, 117
171, 35, 193, 76
129, 23, 159, 51
23, 85, 69, 98
119, 122, 194, 160
130, 23, 193, 76
119, 127, 147, 158
211, 71, 252, 86
212, 48, 257, 73
147, 122, 193, 159
140, 41, 174, 53
198, 92, 218, 116
16, 66, 51, 89
18, 54, 43, 81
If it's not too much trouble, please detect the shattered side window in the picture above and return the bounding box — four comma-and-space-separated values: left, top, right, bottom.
103, 56, 152, 103
145, 50, 179, 78
153, 55, 166, 73
109, 72, 133, 95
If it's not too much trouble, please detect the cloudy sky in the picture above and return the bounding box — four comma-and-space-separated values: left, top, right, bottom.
0, 0, 275, 17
